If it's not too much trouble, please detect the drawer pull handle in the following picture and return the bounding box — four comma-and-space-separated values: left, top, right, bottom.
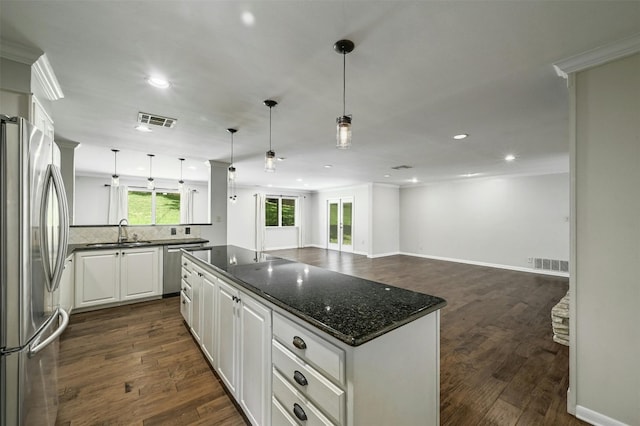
292, 336, 307, 350
183, 274, 187, 279
293, 403, 307, 421
293, 370, 308, 387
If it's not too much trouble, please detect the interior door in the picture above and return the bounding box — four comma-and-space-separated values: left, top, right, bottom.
327, 198, 353, 253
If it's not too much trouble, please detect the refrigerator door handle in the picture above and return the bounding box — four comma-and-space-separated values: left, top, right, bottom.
39, 164, 70, 293
28, 308, 69, 358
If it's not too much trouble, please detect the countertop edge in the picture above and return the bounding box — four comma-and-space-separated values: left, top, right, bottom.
67, 238, 209, 255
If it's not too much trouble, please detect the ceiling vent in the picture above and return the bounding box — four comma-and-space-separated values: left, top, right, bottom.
137, 112, 177, 128
391, 165, 413, 170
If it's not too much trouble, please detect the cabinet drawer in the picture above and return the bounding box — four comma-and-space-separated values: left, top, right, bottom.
182, 257, 194, 273
272, 396, 299, 426
273, 340, 345, 424
180, 290, 191, 325
273, 312, 345, 384
273, 368, 336, 426
181, 278, 192, 299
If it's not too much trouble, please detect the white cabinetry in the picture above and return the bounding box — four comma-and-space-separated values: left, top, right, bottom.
215, 279, 272, 426
75, 247, 160, 310
59, 254, 74, 313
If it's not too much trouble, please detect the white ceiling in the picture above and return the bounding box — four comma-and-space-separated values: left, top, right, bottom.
2, 1, 639, 190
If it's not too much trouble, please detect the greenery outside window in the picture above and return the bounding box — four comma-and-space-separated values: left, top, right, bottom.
128, 190, 181, 225
265, 196, 296, 227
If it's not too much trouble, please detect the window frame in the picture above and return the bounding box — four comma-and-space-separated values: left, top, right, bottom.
264, 196, 297, 228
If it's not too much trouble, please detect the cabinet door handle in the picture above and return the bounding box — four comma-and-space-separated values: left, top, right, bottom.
293, 403, 307, 421
115, 252, 119, 257
183, 274, 187, 279
293, 370, 308, 387
292, 336, 307, 350
182, 300, 186, 305
183, 262, 187, 266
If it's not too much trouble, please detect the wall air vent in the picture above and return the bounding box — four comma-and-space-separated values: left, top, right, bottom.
137, 112, 177, 128
391, 165, 413, 170
533, 257, 569, 273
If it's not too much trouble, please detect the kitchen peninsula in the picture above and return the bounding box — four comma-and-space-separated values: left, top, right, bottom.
181, 245, 446, 426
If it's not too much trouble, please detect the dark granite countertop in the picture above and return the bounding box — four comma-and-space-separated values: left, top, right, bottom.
184, 245, 446, 346
68, 238, 209, 254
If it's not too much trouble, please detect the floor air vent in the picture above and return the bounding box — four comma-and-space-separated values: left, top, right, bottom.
533, 258, 568, 273
138, 112, 177, 128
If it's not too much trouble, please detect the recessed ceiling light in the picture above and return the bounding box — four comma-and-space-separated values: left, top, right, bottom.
147, 76, 171, 89
453, 133, 469, 140
296, 178, 303, 182
410, 177, 418, 183
505, 154, 516, 161
462, 173, 481, 178
135, 124, 152, 132
324, 165, 333, 169
241, 11, 255, 26
384, 174, 391, 178
277, 157, 286, 162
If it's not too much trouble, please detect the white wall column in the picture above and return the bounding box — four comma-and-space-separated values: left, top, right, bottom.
204, 160, 229, 245
55, 139, 79, 224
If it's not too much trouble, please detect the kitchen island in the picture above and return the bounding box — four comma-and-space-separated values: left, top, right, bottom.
181, 245, 446, 426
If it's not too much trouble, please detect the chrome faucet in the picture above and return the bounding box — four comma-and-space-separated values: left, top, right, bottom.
117, 218, 129, 244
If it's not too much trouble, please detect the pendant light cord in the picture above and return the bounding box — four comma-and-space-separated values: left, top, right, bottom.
342, 51, 346, 116
269, 106, 273, 151
230, 133, 234, 164
113, 151, 117, 175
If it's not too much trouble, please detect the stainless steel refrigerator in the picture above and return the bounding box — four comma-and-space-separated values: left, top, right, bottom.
1, 115, 70, 426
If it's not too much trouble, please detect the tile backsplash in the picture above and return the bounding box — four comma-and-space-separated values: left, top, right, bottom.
69, 225, 201, 244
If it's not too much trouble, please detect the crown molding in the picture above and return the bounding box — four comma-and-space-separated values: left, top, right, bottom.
32, 53, 64, 100
553, 33, 640, 79
0, 40, 42, 64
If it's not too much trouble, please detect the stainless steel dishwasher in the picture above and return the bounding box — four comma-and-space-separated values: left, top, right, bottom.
163, 243, 205, 295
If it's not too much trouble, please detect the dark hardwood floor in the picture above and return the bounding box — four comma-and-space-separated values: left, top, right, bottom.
56, 248, 585, 425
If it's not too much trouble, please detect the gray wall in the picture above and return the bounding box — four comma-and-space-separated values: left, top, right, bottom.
573, 52, 639, 425
400, 173, 569, 270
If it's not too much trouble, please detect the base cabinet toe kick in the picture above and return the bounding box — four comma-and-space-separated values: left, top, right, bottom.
181, 246, 446, 426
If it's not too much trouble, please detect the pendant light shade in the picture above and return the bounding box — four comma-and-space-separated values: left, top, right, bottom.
264, 100, 277, 172
178, 158, 185, 190
227, 128, 237, 203
111, 149, 120, 187
147, 154, 155, 190
334, 39, 354, 149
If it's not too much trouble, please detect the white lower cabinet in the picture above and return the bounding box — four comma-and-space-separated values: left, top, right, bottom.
216, 279, 272, 426
75, 247, 160, 310
59, 254, 75, 314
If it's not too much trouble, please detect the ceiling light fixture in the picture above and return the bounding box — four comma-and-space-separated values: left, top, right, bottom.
147, 76, 171, 89
453, 133, 469, 140
264, 100, 277, 172
178, 158, 185, 190
334, 39, 355, 149
227, 128, 238, 203
241, 11, 255, 26
505, 154, 516, 162
111, 149, 120, 187
135, 124, 152, 132
147, 154, 155, 190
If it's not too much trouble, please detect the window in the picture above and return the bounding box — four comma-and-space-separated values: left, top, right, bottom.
265, 197, 296, 227
128, 190, 181, 225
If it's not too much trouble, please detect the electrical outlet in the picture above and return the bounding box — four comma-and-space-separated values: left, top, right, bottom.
171, 228, 176, 235
527, 257, 533, 263
185, 227, 191, 235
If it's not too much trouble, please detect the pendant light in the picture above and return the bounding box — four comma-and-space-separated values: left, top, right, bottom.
227, 128, 237, 203
264, 100, 277, 172
178, 158, 185, 190
334, 39, 355, 149
147, 154, 155, 190
111, 149, 120, 187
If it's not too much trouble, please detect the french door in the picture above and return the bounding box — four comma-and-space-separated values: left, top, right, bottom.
327, 197, 353, 252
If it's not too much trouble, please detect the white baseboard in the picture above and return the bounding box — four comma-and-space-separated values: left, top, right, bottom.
265, 245, 302, 251
576, 405, 629, 426
368, 251, 401, 259
399, 252, 570, 278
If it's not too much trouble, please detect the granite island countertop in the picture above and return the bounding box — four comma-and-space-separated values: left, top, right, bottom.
183, 245, 447, 346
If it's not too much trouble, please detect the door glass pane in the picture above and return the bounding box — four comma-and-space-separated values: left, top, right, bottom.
329, 202, 338, 244
281, 198, 296, 226
265, 198, 279, 226
342, 202, 352, 246
156, 192, 180, 224
128, 191, 152, 225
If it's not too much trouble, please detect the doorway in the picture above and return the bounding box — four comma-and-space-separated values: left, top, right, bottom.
327, 198, 353, 252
